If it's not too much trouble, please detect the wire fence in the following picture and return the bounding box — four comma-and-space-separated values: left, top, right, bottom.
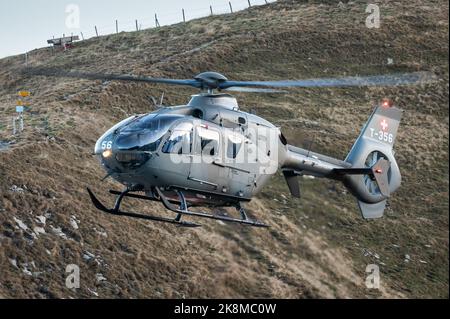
58, 0, 276, 41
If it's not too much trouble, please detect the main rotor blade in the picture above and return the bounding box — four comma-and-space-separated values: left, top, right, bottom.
219, 72, 436, 89
23, 67, 202, 88
224, 86, 287, 93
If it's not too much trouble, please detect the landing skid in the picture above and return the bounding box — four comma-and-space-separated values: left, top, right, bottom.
86, 187, 269, 228
87, 188, 200, 227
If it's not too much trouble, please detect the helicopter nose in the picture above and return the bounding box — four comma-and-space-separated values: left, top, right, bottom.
96, 134, 153, 172
95, 135, 114, 156
94, 136, 119, 170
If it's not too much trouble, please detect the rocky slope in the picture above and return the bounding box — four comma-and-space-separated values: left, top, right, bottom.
0, 0, 448, 298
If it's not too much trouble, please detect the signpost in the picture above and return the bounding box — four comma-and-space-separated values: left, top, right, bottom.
13, 91, 30, 135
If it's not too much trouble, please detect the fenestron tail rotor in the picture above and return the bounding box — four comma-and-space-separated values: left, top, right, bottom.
364, 151, 390, 196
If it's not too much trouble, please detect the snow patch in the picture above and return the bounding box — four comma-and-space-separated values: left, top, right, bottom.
35, 215, 46, 225
13, 217, 29, 231
93, 227, 107, 238
87, 288, 99, 297
83, 251, 95, 261
33, 226, 46, 236
96, 273, 107, 283
9, 258, 18, 268
70, 216, 79, 230
50, 226, 68, 240
10, 185, 24, 193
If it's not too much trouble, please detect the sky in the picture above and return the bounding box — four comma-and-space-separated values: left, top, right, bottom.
0, 0, 272, 58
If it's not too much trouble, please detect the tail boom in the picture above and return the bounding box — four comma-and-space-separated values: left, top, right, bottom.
280, 103, 402, 219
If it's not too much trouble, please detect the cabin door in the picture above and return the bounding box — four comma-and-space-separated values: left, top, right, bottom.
189, 125, 222, 190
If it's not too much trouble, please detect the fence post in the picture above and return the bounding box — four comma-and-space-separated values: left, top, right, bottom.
248, 0, 251, 7
210, 5, 213, 15
155, 13, 160, 27
95, 26, 99, 37
182, 9, 185, 23
80, 32, 84, 40
116, 20, 118, 33
135, 20, 139, 31
229, 1, 233, 13
265, 0, 268, 3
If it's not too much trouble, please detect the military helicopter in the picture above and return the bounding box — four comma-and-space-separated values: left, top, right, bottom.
27, 68, 433, 227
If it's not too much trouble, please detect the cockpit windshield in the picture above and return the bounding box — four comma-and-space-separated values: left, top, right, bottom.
115, 114, 183, 152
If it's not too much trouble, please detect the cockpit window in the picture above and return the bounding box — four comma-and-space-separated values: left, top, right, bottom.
121, 114, 160, 132
95, 115, 137, 152
115, 114, 183, 152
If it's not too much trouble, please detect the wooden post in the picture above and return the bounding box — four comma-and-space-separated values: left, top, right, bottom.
80, 32, 84, 40
265, 0, 268, 3
116, 20, 118, 33
229, 2, 233, 13
95, 26, 99, 37
155, 13, 160, 27
248, 0, 251, 7
135, 19, 139, 31
182, 9, 185, 23
210, 5, 213, 15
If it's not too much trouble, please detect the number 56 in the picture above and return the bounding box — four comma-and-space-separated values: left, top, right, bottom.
101, 141, 112, 150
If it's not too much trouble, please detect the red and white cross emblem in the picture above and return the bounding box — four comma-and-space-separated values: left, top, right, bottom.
381, 119, 388, 131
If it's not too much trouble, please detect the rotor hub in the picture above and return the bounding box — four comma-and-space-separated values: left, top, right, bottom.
194, 72, 228, 90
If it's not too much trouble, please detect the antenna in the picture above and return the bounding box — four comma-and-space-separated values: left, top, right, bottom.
159, 92, 165, 107
306, 135, 315, 158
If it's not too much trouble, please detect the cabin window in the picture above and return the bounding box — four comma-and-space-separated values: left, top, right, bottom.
162, 122, 193, 154
192, 109, 203, 119
226, 133, 242, 159
197, 127, 219, 157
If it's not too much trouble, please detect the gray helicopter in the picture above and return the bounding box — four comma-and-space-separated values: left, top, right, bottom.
27, 69, 433, 227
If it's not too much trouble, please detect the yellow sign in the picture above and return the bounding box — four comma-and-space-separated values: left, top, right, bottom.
18, 91, 31, 97
16, 100, 29, 106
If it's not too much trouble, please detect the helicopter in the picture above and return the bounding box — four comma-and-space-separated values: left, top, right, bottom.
26, 68, 434, 227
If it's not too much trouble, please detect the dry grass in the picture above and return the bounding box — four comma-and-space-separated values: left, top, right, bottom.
0, 0, 448, 298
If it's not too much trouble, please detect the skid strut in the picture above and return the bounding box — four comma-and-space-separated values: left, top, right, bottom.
156, 188, 269, 228
87, 188, 201, 227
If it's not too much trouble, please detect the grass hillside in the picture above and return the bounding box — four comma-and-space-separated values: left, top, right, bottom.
0, 0, 448, 298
